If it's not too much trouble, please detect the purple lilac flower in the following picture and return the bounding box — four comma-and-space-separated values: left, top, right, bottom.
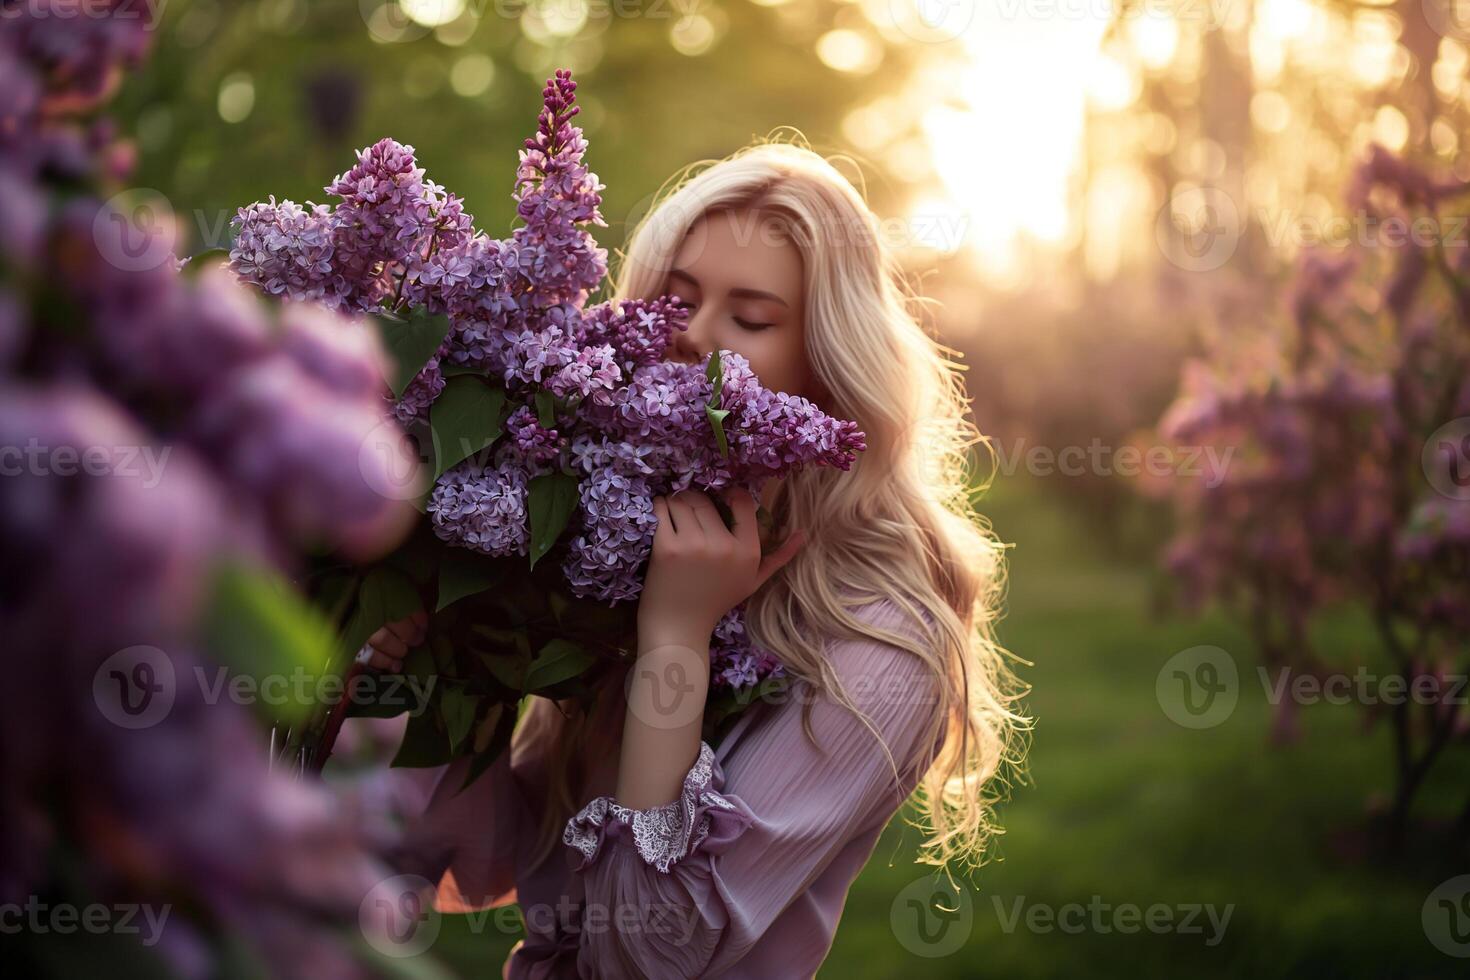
711, 607, 785, 690
429, 459, 532, 557
3, 5, 415, 975
279, 297, 390, 400
509, 70, 608, 308
326, 137, 434, 268
229, 197, 338, 305
394, 354, 446, 425
504, 405, 565, 471
719, 352, 867, 481
576, 295, 690, 373
547, 342, 622, 405
562, 463, 659, 603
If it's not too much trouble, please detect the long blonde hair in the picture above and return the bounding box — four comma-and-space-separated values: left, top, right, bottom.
527, 135, 1030, 874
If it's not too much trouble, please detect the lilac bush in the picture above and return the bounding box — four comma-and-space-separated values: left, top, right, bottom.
2, 3, 423, 975
1147, 144, 1470, 846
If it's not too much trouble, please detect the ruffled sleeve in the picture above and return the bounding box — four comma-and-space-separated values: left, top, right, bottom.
564, 741, 755, 873
559, 596, 944, 979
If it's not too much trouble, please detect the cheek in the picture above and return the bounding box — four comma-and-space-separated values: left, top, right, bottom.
743, 329, 810, 397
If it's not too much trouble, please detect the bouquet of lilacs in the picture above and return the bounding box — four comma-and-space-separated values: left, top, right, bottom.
1142, 144, 1470, 848
229, 70, 865, 779
1, 3, 436, 976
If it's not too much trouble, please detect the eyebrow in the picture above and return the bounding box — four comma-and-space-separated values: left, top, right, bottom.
667, 268, 790, 308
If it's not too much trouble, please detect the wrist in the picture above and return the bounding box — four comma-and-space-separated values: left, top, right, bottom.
636, 606, 715, 649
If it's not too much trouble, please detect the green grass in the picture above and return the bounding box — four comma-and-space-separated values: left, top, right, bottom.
429, 478, 1470, 978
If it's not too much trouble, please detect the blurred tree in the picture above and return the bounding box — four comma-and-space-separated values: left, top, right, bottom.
115, 0, 933, 266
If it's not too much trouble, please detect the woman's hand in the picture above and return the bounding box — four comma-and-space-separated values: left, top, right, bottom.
638, 487, 805, 644
356, 609, 428, 673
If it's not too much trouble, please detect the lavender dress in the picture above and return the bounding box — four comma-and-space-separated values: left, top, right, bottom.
404, 596, 943, 978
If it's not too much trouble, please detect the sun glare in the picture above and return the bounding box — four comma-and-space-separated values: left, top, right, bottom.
917, 4, 1114, 285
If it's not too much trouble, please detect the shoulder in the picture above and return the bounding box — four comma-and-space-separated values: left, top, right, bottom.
822, 594, 942, 701
806, 593, 946, 765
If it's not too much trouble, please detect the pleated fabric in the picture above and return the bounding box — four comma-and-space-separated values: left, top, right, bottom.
403, 595, 944, 979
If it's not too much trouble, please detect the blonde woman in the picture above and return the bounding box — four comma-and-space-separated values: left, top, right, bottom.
366, 139, 1028, 978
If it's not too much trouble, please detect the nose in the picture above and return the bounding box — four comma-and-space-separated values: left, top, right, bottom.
668, 306, 710, 365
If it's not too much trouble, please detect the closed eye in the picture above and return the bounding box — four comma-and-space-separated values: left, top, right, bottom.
734, 317, 774, 331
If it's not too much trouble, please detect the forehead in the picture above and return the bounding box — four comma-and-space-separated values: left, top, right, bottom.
670, 208, 804, 303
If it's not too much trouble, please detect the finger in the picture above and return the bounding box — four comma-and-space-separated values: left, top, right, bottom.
677, 489, 726, 539
665, 493, 699, 539
367, 629, 408, 660
355, 644, 403, 673
371, 649, 404, 672
724, 486, 760, 553
755, 528, 806, 588
652, 496, 675, 547
384, 618, 421, 646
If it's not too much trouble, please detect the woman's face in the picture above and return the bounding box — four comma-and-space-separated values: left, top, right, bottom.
661, 207, 821, 401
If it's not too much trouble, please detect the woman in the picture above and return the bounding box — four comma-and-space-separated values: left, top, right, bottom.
362, 139, 1028, 978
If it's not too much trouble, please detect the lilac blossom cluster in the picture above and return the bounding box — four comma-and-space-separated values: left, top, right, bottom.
711, 608, 787, 690
2, 7, 416, 975
230, 71, 867, 692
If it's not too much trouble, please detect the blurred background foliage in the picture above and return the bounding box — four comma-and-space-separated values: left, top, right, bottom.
113, 0, 1470, 976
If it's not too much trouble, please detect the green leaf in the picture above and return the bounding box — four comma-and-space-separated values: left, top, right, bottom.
430, 375, 508, 479
200, 563, 339, 726
526, 471, 580, 569
534, 389, 556, 428
457, 703, 514, 793
705, 346, 725, 398
441, 363, 484, 378
338, 565, 422, 667
372, 307, 454, 397
706, 405, 731, 458
478, 650, 526, 692
472, 623, 530, 652
523, 638, 596, 694
391, 705, 451, 768
436, 549, 506, 611
440, 686, 479, 752
705, 349, 731, 458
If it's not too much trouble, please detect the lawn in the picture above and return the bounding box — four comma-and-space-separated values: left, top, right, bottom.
428, 477, 1470, 978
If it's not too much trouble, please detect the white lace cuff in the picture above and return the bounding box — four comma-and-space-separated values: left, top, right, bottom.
563, 741, 753, 874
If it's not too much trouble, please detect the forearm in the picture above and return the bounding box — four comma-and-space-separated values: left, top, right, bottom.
615, 624, 710, 809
